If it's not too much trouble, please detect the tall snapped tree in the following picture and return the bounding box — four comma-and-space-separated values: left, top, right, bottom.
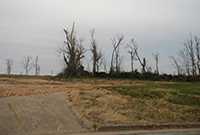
194, 36, 200, 75
110, 35, 124, 74
133, 44, 147, 73
23, 56, 33, 75
61, 23, 85, 76
184, 37, 196, 76
34, 56, 40, 75
5, 59, 13, 75
90, 29, 102, 75
153, 52, 159, 74
127, 39, 137, 72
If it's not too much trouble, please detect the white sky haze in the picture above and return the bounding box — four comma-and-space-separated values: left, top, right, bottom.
0, 0, 200, 74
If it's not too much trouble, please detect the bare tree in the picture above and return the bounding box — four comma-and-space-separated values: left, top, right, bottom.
5, 59, 13, 75
61, 23, 85, 76
127, 39, 137, 72
169, 56, 182, 75
90, 29, 103, 75
194, 36, 200, 75
34, 56, 40, 75
174, 35, 200, 76
152, 52, 159, 74
115, 46, 121, 72
133, 44, 147, 73
102, 57, 108, 73
184, 37, 197, 76
97, 55, 105, 72
110, 35, 124, 74
23, 56, 33, 75
179, 49, 190, 75
146, 65, 153, 73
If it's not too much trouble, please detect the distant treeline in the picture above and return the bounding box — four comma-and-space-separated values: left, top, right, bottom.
56, 70, 200, 81
56, 23, 200, 81
3, 56, 40, 76
2, 23, 200, 81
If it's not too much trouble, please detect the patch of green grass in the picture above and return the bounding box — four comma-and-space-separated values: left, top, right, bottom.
168, 94, 200, 107
111, 85, 167, 99
107, 81, 200, 107
161, 82, 200, 96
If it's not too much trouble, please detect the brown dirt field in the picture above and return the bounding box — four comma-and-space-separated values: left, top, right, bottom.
0, 76, 199, 129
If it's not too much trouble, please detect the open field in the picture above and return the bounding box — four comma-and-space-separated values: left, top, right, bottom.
0, 76, 200, 129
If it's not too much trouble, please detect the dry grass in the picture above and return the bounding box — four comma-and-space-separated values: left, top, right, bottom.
0, 76, 199, 128
66, 88, 200, 127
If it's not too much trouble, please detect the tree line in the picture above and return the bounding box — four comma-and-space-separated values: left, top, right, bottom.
170, 35, 200, 77
2, 23, 200, 81
3, 56, 40, 75
59, 23, 200, 81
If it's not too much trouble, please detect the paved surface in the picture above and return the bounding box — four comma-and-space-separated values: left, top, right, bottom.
0, 93, 85, 135
72, 129, 200, 135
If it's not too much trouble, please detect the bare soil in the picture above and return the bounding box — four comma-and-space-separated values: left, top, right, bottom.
0, 93, 85, 135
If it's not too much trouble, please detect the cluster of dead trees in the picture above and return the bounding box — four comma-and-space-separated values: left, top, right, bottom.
60, 24, 200, 80
4, 56, 40, 75
60, 23, 160, 77
3, 24, 200, 81
170, 35, 200, 78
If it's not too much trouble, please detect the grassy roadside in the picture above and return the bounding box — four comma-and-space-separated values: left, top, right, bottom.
108, 81, 200, 107
66, 80, 200, 128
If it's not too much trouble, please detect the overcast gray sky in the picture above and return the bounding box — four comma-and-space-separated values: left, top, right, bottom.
0, 0, 200, 75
